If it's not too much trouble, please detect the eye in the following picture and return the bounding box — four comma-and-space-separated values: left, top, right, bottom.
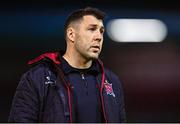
100, 28, 105, 34
88, 27, 96, 31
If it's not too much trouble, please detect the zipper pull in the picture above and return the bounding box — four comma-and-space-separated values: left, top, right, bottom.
81, 73, 85, 80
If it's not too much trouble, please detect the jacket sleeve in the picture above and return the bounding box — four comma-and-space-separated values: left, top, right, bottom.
8, 71, 40, 122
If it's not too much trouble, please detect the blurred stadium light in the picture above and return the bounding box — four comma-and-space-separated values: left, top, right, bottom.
106, 19, 168, 42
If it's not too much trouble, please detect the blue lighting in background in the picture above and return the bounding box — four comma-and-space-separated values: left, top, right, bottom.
0, 8, 180, 39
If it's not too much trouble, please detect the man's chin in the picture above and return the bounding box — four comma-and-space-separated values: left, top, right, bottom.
90, 54, 99, 60
85, 52, 100, 60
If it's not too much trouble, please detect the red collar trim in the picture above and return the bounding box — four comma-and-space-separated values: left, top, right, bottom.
28, 52, 61, 65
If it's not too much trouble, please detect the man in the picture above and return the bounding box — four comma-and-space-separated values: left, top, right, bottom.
8, 7, 126, 123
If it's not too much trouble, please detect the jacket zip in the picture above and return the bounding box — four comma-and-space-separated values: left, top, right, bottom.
98, 59, 108, 123
54, 64, 73, 123
65, 83, 73, 123
59, 72, 73, 123
100, 79, 108, 123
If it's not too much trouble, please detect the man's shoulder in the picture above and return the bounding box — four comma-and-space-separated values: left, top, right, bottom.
24, 51, 61, 77
21, 61, 56, 82
104, 67, 119, 80
27, 62, 52, 75
17, 61, 58, 92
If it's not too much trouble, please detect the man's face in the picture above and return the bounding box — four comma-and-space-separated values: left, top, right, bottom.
74, 15, 104, 60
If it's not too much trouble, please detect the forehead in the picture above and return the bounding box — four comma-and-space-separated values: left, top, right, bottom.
81, 15, 104, 27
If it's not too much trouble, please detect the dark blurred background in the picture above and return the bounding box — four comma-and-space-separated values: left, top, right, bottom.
0, 0, 180, 122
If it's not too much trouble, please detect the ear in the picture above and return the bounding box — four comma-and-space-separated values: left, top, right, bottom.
67, 27, 75, 42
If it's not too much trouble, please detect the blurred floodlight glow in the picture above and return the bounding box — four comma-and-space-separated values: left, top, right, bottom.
106, 19, 168, 42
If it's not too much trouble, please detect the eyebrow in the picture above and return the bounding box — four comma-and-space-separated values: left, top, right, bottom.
88, 24, 104, 29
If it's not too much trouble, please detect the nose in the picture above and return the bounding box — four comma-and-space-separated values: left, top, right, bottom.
94, 31, 103, 42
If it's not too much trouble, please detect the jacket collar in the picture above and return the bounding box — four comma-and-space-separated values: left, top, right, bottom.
59, 55, 100, 75
28, 51, 100, 75
28, 51, 61, 65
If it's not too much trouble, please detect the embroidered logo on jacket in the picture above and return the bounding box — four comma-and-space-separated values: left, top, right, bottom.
45, 76, 56, 86
104, 80, 116, 97
44, 71, 56, 86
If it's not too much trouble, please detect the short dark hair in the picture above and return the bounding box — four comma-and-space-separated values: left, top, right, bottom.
64, 7, 106, 33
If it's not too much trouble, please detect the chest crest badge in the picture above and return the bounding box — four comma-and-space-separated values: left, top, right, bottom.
104, 79, 116, 97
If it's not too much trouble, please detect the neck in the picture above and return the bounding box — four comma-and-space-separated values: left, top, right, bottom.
63, 51, 92, 69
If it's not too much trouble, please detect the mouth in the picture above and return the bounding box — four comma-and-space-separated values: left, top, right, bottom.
91, 45, 100, 50
91, 46, 100, 52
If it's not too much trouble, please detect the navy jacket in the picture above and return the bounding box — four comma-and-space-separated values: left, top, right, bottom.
8, 52, 126, 123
